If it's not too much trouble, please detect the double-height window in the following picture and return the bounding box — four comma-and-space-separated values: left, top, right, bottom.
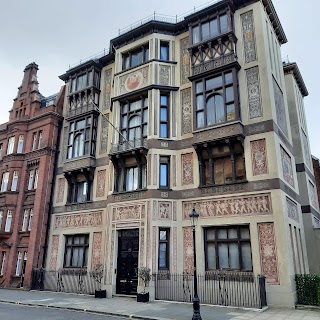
64, 234, 89, 268
4, 210, 12, 232
195, 70, 238, 129
123, 44, 149, 70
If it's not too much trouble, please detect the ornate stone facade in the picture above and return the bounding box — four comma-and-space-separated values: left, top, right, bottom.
246, 67, 262, 119
152, 226, 157, 273
180, 37, 190, 85
251, 139, 268, 175
56, 178, 65, 203
182, 153, 194, 185
120, 66, 149, 95
104, 69, 112, 111
158, 202, 172, 220
287, 197, 299, 222
91, 232, 102, 269
139, 227, 145, 268
309, 181, 319, 210
281, 146, 295, 187
183, 194, 272, 219
49, 235, 60, 271
181, 88, 192, 135
96, 170, 106, 198
112, 205, 142, 221
108, 228, 115, 284
53, 211, 102, 229
258, 223, 279, 284
100, 114, 109, 155
183, 227, 194, 274
173, 227, 177, 273
241, 11, 257, 63
273, 79, 288, 137
172, 155, 177, 187
159, 65, 170, 86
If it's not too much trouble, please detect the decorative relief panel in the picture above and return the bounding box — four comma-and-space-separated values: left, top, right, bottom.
112, 205, 142, 221
258, 223, 279, 284
139, 228, 145, 268
182, 153, 194, 185
173, 202, 177, 221
63, 157, 96, 172
146, 202, 151, 269
159, 202, 172, 220
54, 211, 102, 229
153, 200, 157, 221
241, 11, 257, 63
91, 232, 102, 269
159, 65, 170, 86
173, 227, 177, 273
62, 128, 68, 163
180, 37, 190, 85
246, 67, 262, 119
183, 227, 194, 274
273, 79, 288, 137
96, 170, 106, 198
147, 154, 151, 186
281, 146, 295, 187
120, 66, 149, 95
56, 178, 65, 203
152, 226, 157, 273
181, 88, 192, 135
286, 197, 299, 222
172, 155, 177, 187
309, 181, 319, 210
104, 69, 112, 111
49, 235, 60, 271
183, 194, 272, 219
100, 114, 109, 155
251, 139, 268, 175
108, 228, 115, 284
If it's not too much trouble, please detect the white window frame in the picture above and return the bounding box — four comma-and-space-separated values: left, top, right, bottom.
0, 143, 3, 159
4, 210, 12, 232
17, 135, 24, 153
34, 169, 39, 189
32, 133, 37, 151
11, 171, 18, 191
22, 209, 29, 232
0, 252, 6, 276
1, 172, 9, 192
7, 137, 15, 155
15, 252, 22, 276
38, 131, 42, 149
28, 209, 33, 231
28, 170, 34, 190
0, 211, 3, 230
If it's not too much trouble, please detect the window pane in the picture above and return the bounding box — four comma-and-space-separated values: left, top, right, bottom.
206, 96, 216, 125
206, 76, 222, 90
196, 111, 205, 128
122, 103, 128, 113
141, 164, 147, 189
130, 101, 141, 112
229, 243, 240, 269
72, 248, 79, 266
207, 243, 216, 269
210, 19, 218, 37
74, 236, 80, 245
133, 167, 138, 190
143, 109, 148, 122
241, 243, 252, 270
78, 247, 84, 266
160, 124, 168, 138
160, 95, 168, 106
160, 44, 169, 60
160, 230, 167, 240
224, 157, 233, 183
144, 47, 149, 62
227, 104, 235, 121
228, 228, 238, 239
218, 243, 229, 268
226, 87, 234, 102
217, 229, 227, 239
220, 14, 228, 33
76, 120, 85, 130
160, 107, 168, 121
193, 26, 200, 44
240, 227, 250, 239
160, 164, 168, 187
214, 159, 224, 184
206, 229, 215, 241
201, 22, 210, 41
225, 72, 233, 84
196, 82, 203, 94
215, 95, 225, 123
159, 243, 167, 268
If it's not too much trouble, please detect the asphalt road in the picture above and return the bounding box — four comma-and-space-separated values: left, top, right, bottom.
0, 302, 128, 320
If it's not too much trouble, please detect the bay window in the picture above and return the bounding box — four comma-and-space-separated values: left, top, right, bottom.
67, 172, 93, 204
69, 70, 100, 94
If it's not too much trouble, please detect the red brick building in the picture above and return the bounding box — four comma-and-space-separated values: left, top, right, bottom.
0, 63, 64, 288
313, 156, 320, 207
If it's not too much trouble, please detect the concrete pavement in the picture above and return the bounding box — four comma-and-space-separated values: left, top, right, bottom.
0, 289, 319, 319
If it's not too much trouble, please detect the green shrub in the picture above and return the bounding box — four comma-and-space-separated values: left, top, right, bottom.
295, 274, 320, 306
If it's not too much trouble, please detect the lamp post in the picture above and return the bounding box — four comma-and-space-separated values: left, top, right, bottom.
189, 208, 202, 320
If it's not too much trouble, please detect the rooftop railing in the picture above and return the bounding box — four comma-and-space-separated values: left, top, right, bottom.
68, 48, 110, 70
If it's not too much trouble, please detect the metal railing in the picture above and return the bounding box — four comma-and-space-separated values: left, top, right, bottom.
68, 48, 110, 70
31, 268, 99, 295
154, 271, 267, 309
110, 138, 148, 154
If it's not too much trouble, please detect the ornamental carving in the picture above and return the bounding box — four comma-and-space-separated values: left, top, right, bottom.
139, 228, 145, 268
120, 66, 149, 95
286, 198, 299, 222
62, 128, 68, 163
281, 146, 294, 187
63, 157, 95, 172
183, 227, 194, 274
112, 205, 141, 221
182, 153, 194, 185
173, 227, 177, 273
159, 65, 170, 86
53, 211, 102, 229
49, 235, 60, 271
56, 178, 65, 203
241, 11, 257, 63
104, 69, 112, 111
91, 232, 102, 269
246, 67, 262, 119
108, 229, 115, 284
251, 139, 268, 175
172, 155, 177, 187
158, 202, 172, 220
181, 88, 192, 135
258, 223, 279, 284
273, 79, 288, 137
180, 37, 190, 85
183, 194, 272, 219
309, 181, 319, 210
100, 114, 109, 155
152, 226, 157, 273
96, 170, 106, 198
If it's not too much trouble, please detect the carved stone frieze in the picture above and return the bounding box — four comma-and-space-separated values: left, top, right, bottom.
246, 67, 262, 119
281, 146, 294, 187
180, 37, 190, 85
113, 191, 146, 202
159, 65, 170, 86
182, 153, 194, 185
286, 197, 299, 222
104, 69, 112, 111
96, 170, 106, 198
63, 157, 95, 172
241, 11, 257, 63
251, 139, 268, 175
53, 211, 102, 229
112, 205, 142, 221
181, 88, 192, 135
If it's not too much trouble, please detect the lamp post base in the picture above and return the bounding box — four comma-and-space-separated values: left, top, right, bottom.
192, 295, 202, 320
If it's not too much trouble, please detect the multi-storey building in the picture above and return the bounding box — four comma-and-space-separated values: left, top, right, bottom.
46, 0, 318, 306
0, 63, 64, 288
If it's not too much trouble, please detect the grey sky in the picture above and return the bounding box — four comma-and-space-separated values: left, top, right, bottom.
0, 0, 319, 156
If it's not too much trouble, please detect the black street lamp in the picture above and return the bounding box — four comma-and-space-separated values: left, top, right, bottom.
189, 208, 202, 320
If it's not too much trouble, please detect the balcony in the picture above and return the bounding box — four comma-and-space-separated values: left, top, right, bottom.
109, 138, 148, 155
63, 155, 96, 173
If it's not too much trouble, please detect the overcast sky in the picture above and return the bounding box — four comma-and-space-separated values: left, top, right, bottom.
0, 0, 319, 156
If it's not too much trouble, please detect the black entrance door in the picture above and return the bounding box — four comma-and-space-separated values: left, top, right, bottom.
116, 229, 139, 295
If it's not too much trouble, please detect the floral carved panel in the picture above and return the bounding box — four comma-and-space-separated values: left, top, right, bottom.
49, 235, 60, 271
258, 223, 279, 284
246, 67, 262, 119
152, 227, 157, 273
159, 65, 170, 86
173, 227, 177, 273
309, 181, 319, 210
286, 197, 299, 222
183, 194, 272, 219
183, 227, 194, 274
172, 155, 177, 187
96, 170, 106, 198
180, 37, 190, 85
158, 202, 172, 220
182, 153, 194, 185
251, 139, 268, 175
281, 146, 294, 187
108, 228, 115, 284
56, 178, 65, 203
139, 228, 145, 268
112, 205, 142, 221
104, 69, 112, 111
181, 88, 192, 135
120, 66, 149, 95
99, 114, 109, 155
91, 232, 102, 269
241, 11, 257, 63
54, 211, 102, 229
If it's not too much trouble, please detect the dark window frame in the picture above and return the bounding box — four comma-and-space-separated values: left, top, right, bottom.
160, 41, 169, 61
159, 156, 170, 189
158, 228, 170, 270
69, 69, 99, 94
204, 225, 252, 272
160, 93, 170, 138
67, 173, 93, 204
63, 234, 89, 268
122, 44, 150, 70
